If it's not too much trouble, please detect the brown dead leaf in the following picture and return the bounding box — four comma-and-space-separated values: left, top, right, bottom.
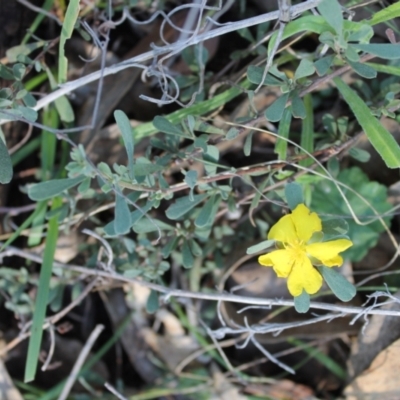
244, 379, 314, 400
345, 338, 400, 400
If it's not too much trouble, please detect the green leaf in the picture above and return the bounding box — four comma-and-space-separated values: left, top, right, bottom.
247, 65, 283, 86
182, 239, 194, 268
321, 218, 349, 237
311, 167, 392, 261
203, 145, 219, 175
195, 194, 220, 228
0, 65, 15, 80
153, 115, 191, 138
114, 193, 132, 235
58, 0, 80, 83
366, 62, 400, 77
351, 44, 400, 60
12, 63, 26, 80
314, 55, 335, 76
291, 94, 306, 119
265, 92, 289, 122
44, 66, 75, 123
294, 290, 310, 313
285, 182, 304, 210
6, 42, 45, 63
334, 77, 400, 168
17, 105, 37, 122
243, 131, 254, 156
294, 59, 315, 80
22, 92, 37, 108
166, 194, 208, 220
226, 127, 239, 140
28, 176, 85, 201
275, 107, 292, 159
349, 148, 370, 163
300, 94, 314, 167
146, 290, 159, 314
0, 137, 12, 184
246, 240, 275, 255
162, 236, 179, 258
24, 197, 62, 382
185, 170, 197, 201
368, 2, 400, 26
132, 218, 173, 234
268, 16, 333, 56
348, 60, 377, 79
317, 0, 343, 35
318, 266, 356, 302
347, 24, 374, 42
114, 110, 135, 180
131, 162, 163, 176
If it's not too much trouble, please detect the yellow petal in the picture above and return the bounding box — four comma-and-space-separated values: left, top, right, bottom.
290, 204, 322, 242
268, 214, 298, 243
306, 239, 353, 266
258, 249, 295, 277
287, 255, 323, 296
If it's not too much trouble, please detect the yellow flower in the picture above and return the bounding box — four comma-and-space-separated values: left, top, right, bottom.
258, 204, 353, 297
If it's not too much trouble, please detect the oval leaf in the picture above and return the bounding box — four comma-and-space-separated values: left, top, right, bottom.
0, 138, 12, 184
153, 116, 191, 138
195, 194, 220, 228
114, 110, 134, 179
28, 176, 85, 201
294, 290, 310, 313
318, 266, 356, 302
352, 43, 400, 60
348, 60, 377, 79
182, 239, 194, 269
334, 77, 400, 168
265, 92, 289, 122
317, 0, 343, 35
285, 182, 304, 210
246, 240, 275, 255
114, 193, 132, 235
166, 194, 207, 220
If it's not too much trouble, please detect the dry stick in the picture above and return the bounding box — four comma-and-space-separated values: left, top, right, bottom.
2, 244, 400, 319
41, 323, 56, 372
104, 382, 128, 400
2, 0, 322, 121
0, 278, 99, 357
57, 324, 105, 400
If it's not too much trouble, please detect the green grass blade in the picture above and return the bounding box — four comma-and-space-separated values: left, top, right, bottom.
299, 94, 314, 167
0, 134, 12, 184
366, 62, 400, 77
11, 137, 41, 167
133, 79, 253, 141
334, 76, 400, 168
275, 108, 292, 160
0, 201, 47, 251
22, 0, 55, 44
24, 197, 62, 382
40, 314, 132, 400
287, 338, 347, 380
368, 2, 400, 26
58, 0, 80, 84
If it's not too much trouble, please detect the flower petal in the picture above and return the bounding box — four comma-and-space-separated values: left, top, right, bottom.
306, 239, 353, 266
258, 249, 295, 277
291, 204, 322, 242
268, 214, 298, 243
287, 255, 323, 296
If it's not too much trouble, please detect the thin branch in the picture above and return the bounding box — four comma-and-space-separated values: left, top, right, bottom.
6, 0, 323, 121
2, 244, 400, 318
58, 324, 104, 400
